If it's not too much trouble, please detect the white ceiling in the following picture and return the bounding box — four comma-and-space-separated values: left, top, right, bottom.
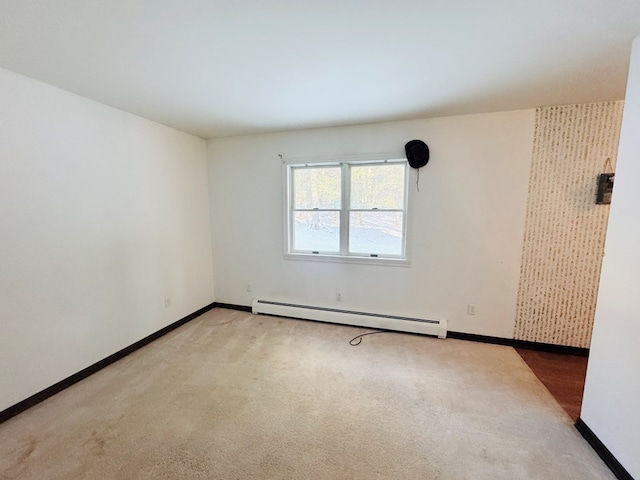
1, 1, 639, 138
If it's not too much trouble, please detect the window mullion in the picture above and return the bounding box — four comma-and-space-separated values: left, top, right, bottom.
292, 209, 341, 212
341, 163, 350, 255
349, 209, 404, 212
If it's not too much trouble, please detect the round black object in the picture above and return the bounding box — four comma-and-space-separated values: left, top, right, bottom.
405, 139, 429, 169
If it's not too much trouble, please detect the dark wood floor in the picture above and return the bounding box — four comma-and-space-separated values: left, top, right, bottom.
515, 348, 589, 421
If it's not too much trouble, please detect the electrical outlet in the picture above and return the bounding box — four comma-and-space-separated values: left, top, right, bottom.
467, 303, 476, 315
246, 284, 252, 292
164, 298, 171, 308
336, 292, 342, 301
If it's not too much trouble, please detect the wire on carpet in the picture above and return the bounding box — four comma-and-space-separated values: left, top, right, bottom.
349, 330, 388, 346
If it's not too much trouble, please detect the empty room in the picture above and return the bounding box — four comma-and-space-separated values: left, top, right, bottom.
1, 1, 639, 479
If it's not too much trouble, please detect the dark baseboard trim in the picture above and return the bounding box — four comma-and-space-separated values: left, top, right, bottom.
448, 331, 589, 356
575, 417, 634, 480
0, 302, 216, 425
213, 302, 252, 312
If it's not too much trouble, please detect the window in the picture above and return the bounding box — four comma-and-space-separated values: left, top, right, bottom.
285, 159, 408, 261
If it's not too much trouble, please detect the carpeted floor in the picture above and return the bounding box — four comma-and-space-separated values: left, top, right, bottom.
0, 308, 614, 479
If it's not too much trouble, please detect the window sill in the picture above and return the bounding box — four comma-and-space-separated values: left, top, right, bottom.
283, 252, 410, 267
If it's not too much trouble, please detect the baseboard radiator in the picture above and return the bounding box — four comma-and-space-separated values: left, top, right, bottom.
252, 299, 447, 339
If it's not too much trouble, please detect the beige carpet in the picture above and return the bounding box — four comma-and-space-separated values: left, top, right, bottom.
0, 308, 614, 479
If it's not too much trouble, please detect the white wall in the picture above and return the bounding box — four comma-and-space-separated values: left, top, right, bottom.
581, 36, 640, 478
0, 67, 215, 412
208, 110, 534, 338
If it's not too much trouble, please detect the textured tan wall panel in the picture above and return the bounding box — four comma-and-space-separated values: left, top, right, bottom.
514, 102, 624, 348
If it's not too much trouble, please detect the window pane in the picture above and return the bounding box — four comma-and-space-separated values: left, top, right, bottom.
293, 167, 341, 209
349, 211, 403, 255
293, 211, 340, 252
350, 164, 405, 209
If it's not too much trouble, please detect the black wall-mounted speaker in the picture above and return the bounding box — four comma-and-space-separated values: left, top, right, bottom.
405, 140, 429, 168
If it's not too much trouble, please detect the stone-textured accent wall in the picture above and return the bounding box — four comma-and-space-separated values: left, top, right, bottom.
514, 102, 624, 348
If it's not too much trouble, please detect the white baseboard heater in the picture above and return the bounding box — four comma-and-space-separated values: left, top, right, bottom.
252, 299, 447, 339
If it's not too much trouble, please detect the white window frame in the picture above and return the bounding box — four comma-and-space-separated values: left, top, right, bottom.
283, 154, 410, 266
